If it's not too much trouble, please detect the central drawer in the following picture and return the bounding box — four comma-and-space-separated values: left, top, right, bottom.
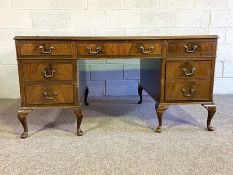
24, 84, 75, 105
77, 42, 162, 57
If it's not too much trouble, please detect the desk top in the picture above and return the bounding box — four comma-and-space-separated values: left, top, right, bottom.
14, 35, 218, 40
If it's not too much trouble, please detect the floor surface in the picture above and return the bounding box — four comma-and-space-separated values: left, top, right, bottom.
0, 95, 232, 175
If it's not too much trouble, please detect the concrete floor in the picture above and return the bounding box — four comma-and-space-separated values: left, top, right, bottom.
0, 95, 233, 175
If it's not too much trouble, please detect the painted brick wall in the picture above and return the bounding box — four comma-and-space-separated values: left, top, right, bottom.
0, 0, 233, 98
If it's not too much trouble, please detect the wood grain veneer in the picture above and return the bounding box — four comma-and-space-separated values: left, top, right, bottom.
14, 35, 218, 138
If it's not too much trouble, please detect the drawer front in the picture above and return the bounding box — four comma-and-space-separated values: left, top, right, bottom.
25, 84, 74, 105
21, 62, 74, 81
19, 41, 73, 57
167, 40, 216, 57
77, 42, 162, 57
165, 81, 211, 101
166, 61, 213, 79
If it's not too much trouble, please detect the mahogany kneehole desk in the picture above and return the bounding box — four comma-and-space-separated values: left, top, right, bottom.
14, 35, 217, 139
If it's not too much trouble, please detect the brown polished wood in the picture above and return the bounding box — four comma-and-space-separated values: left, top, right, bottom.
15, 35, 218, 138
202, 103, 216, 131
19, 41, 73, 57
165, 81, 211, 101
155, 103, 169, 133
17, 109, 33, 139
71, 106, 84, 136
167, 39, 216, 57
25, 84, 75, 105
21, 61, 74, 81
166, 60, 212, 79
77, 42, 162, 57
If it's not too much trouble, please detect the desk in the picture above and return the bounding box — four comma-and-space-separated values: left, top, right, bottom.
14, 35, 217, 138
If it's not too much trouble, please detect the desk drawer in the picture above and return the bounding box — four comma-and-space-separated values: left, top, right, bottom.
166, 61, 213, 79
21, 61, 75, 81
77, 42, 162, 57
25, 84, 74, 105
165, 81, 211, 101
167, 40, 216, 57
19, 41, 73, 57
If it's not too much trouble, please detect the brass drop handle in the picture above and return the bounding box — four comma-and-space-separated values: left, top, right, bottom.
184, 45, 198, 53
86, 47, 102, 54
43, 91, 58, 100
139, 46, 154, 54
41, 68, 56, 78
182, 67, 196, 76
38, 45, 54, 54
181, 88, 195, 97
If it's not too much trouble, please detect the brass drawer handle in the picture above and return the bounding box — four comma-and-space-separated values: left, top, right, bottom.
181, 88, 195, 97
86, 47, 102, 54
182, 67, 196, 76
41, 68, 56, 78
184, 45, 198, 53
38, 45, 54, 54
139, 46, 154, 54
43, 91, 58, 100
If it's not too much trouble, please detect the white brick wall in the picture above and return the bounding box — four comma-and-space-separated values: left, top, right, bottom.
0, 0, 233, 98
176, 10, 210, 27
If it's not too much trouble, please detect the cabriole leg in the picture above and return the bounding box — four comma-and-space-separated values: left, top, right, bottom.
17, 109, 33, 139
202, 103, 216, 131
155, 103, 169, 133
84, 86, 89, 106
72, 107, 84, 136
137, 84, 143, 104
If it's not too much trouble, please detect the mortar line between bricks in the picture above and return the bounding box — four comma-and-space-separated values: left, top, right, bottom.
1, 27, 218, 29
67, 10, 71, 28
208, 9, 211, 27
222, 61, 225, 77
104, 10, 107, 28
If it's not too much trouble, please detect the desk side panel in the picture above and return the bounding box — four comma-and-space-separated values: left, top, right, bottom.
140, 58, 161, 102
